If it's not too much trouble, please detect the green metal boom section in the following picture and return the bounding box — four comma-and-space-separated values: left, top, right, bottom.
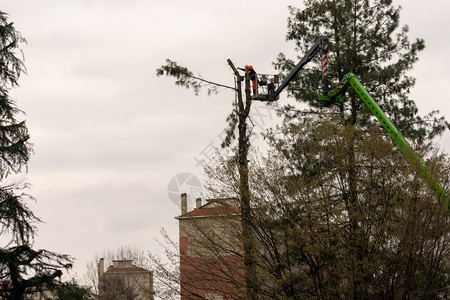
318, 73, 449, 213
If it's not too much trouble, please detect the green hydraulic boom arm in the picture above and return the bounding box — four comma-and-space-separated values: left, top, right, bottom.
318, 73, 449, 213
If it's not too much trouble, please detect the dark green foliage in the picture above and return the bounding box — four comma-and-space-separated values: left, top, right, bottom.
0, 11, 30, 180
205, 114, 449, 298
0, 245, 72, 299
0, 183, 39, 245
53, 279, 95, 300
241, 116, 449, 299
156, 59, 203, 95
0, 11, 36, 244
221, 103, 239, 149
0, 11, 25, 89
156, 59, 234, 96
0, 11, 75, 299
274, 0, 449, 142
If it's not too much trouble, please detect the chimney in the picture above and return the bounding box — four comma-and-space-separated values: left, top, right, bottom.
98, 258, 104, 281
181, 193, 187, 214
196, 198, 202, 209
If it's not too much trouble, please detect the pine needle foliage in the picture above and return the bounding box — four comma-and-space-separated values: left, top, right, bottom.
0, 11, 76, 299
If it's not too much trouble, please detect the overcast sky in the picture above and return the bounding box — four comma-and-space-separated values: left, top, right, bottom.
2, 0, 449, 281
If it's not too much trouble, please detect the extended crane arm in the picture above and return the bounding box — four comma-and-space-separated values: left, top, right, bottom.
253, 36, 329, 101
319, 73, 449, 213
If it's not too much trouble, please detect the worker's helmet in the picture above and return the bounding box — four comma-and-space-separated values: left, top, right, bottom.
249, 65, 253, 69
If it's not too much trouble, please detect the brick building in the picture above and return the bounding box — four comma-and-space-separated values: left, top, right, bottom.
176, 193, 245, 299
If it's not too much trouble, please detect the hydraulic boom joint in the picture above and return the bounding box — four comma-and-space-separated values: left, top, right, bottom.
252, 36, 329, 102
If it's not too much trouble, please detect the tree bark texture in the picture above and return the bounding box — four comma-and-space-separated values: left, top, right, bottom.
228, 60, 258, 300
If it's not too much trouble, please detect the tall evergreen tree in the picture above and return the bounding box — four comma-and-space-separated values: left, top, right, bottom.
0, 11, 73, 299
267, 1, 450, 298
274, 0, 448, 140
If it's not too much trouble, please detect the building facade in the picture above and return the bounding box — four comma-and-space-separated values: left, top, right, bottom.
176, 193, 245, 300
98, 258, 154, 300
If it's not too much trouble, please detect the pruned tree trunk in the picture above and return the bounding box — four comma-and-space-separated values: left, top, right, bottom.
240, 66, 258, 300
227, 60, 258, 299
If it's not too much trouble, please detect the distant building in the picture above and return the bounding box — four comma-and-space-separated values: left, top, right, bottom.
176, 193, 245, 299
98, 258, 154, 300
